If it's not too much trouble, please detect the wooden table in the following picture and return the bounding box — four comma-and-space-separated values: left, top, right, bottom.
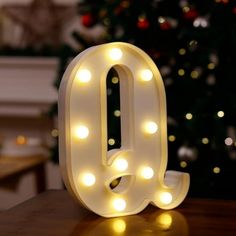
0, 190, 235, 236
0, 155, 48, 193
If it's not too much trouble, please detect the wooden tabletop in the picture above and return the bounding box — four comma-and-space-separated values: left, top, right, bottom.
0, 155, 48, 193
0, 190, 235, 236
0, 155, 48, 181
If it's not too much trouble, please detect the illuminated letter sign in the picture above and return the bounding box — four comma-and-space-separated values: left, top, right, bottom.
59, 42, 189, 217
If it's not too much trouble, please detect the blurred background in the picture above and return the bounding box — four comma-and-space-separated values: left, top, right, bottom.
0, 0, 235, 210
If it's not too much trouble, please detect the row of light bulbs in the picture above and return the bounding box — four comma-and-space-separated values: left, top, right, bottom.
183, 111, 224, 120
179, 161, 221, 174
112, 110, 224, 120
81, 168, 172, 212
75, 120, 158, 141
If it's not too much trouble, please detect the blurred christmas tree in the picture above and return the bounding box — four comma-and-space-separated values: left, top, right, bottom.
54, 0, 236, 198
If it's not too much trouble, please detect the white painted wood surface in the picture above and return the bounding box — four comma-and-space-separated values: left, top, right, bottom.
0, 57, 63, 210
0, 57, 58, 117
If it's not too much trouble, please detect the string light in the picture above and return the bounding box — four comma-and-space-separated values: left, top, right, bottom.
185, 113, 193, 120
113, 198, 126, 211
178, 48, 186, 55
112, 77, 119, 84
140, 69, 153, 81
158, 16, 165, 23
109, 48, 123, 61
180, 161, 187, 168
114, 110, 121, 117
213, 167, 220, 174
191, 70, 199, 79
81, 173, 96, 186
75, 125, 89, 139
168, 135, 176, 142
202, 137, 209, 144
76, 69, 91, 83
16, 135, 27, 145
225, 137, 233, 146
189, 40, 198, 48
51, 129, 59, 137
108, 138, 116, 145
193, 17, 208, 28
178, 69, 185, 76
141, 167, 154, 179
183, 6, 190, 12
208, 63, 215, 70
217, 111, 224, 118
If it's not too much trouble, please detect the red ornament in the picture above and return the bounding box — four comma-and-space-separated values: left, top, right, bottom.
137, 18, 150, 30
183, 8, 199, 21
81, 13, 95, 27
233, 7, 236, 14
160, 21, 171, 30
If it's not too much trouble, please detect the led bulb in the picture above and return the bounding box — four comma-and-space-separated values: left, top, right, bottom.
180, 161, 187, 168
113, 158, 128, 171
185, 113, 193, 120
109, 48, 123, 60
217, 111, 224, 118
213, 167, 220, 174
82, 173, 96, 186
168, 135, 176, 142
76, 69, 91, 83
51, 129, 59, 137
225, 137, 233, 146
141, 167, 154, 179
202, 137, 209, 144
75, 125, 89, 139
159, 192, 172, 205
112, 76, 119, 84
113, 198, 126, 211
144, 121, 158, 134
108, 138, 116, 145
114, 110, 121, 117
140, 69, 153, 81
178, 69, 185, 76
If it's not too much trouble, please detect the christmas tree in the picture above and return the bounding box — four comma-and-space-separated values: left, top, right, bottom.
53, 0, 236, 199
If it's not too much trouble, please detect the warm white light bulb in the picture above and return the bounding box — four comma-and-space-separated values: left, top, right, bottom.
213, 167, 220, 174
113, 158, 128, 171
114, 110, 121, 117
141, 166, 154, 179
185, 113, 193, 120
76, 69, 91, 83
82, 173, 96, 186
140, 69, 153, 81
109, 48, 123, 60
225, 137, 233, 146
159, 192, 172, 204
108, 138, 116, 145
75, 125, 89, 139
144, 121, 158, 134
217, 111, 224, 118
113, 198, 126, 211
